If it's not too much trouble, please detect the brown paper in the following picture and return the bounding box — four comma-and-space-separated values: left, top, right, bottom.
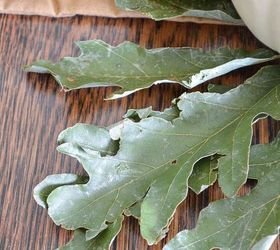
0, 0, 232, 25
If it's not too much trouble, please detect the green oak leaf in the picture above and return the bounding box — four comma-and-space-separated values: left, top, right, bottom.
33, 115, 220, 250
164, 134, 280, 250
59, 216, 123, 250
24, 41, 278, 99
33, 135, 273, 250
40, 65, 280, 245
115, 0, 241, 23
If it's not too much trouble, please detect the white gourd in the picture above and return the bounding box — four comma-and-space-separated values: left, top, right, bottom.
232, 0, 280, 53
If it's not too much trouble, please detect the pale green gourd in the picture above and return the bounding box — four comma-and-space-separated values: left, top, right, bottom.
233, 0, 280, 53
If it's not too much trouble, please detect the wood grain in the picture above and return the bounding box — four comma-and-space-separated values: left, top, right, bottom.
0, 14, 279, 250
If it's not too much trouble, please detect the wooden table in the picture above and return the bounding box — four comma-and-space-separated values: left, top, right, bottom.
0, 14, 279, 250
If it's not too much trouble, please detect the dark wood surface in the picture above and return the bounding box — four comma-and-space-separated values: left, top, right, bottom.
0, 14, 279, 250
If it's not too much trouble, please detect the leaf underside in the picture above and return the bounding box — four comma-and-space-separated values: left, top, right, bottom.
34, 65, 280, 249
115, 0, 242, 24
24, 41, 278, 99
164, 135, 280, 250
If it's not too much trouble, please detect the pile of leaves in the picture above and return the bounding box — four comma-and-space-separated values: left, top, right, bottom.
26, 1, 280, 250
